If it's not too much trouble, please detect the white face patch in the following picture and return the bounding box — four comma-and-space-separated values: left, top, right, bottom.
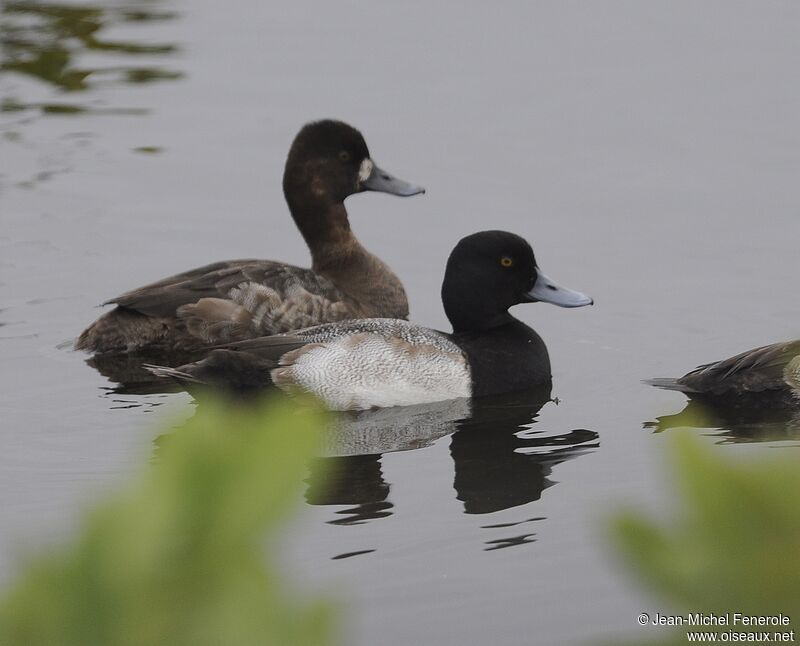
358, 158, 374, 183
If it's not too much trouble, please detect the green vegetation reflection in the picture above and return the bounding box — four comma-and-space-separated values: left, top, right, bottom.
0, 396, 337, 646
607, 432, 800, 645
1, 0, 182, 114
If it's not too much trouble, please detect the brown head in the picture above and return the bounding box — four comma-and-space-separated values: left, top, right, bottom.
282, 120, 424, 247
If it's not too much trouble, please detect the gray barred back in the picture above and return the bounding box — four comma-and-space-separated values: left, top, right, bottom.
292, 318, 462, 353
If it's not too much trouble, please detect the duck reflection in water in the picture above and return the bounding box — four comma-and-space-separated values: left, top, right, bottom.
305, 455, 392, 526
645, 398, 800, 444
646, 340, 800, 442
304, 398, 473, 526
304, 384, 598, 532
451, 386, 598, 515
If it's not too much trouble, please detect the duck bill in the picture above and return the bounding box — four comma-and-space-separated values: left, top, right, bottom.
359, 159, 425, 196
526, 271, 593, 308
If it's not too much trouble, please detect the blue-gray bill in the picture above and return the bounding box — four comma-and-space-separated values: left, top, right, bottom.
527, 271, 593, 307
361, 162, 425, 196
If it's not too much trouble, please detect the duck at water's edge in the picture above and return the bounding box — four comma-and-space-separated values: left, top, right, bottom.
76, 120, 424, 354
146, 230, 593, 410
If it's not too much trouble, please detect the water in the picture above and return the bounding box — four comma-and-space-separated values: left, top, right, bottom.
1, 1, 799, 644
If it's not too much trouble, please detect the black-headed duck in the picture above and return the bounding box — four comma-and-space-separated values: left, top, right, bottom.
76, 120, 424, 354
649, 340, 800, 407
146, 230, 593, 410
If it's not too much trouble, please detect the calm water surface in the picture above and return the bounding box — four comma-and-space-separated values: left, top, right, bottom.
1, 1, 799, 644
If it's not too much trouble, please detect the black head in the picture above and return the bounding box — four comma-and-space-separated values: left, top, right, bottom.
441, 230, 592, 332
283, 120, 424, 205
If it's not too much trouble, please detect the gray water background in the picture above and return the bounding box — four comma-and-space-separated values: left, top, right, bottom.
1, 1, 799, 644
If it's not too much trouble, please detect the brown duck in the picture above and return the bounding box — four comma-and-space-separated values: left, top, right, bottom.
76, 120, 424, 354
648, 339, 800, 407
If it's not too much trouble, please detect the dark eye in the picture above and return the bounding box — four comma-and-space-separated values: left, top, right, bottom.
339, 151, 351, 161
500, 257, 514, 268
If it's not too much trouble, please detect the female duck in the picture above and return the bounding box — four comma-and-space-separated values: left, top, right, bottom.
147, 230, 593, 410
649, 340, 800, 407
76, 120, 424, 354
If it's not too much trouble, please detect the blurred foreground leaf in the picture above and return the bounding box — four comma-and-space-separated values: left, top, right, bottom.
609, 432, 800, 645
0, 396, 336, 646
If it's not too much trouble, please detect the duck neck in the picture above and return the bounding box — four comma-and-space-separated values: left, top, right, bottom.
283, 179, 352, 254
443, 283, 516, 333
284, 189, 408, 318
448, 310, 516, 334
451, 317, 552, 397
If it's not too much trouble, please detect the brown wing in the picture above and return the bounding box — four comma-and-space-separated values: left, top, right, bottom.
676, 340, 800, 395
172, 265, 352, 344
108, 260, 343, 318
78, 261, 353, 352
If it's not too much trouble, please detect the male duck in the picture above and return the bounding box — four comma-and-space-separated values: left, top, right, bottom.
649, 340, 800, 407
76, 120, 424, 354
146, 230, 593, 410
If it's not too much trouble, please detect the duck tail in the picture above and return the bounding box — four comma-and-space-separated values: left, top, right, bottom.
146, 349, 277, 397
76, 307, 172, 354
643, 377, 689, 392
143, 364, 206, 386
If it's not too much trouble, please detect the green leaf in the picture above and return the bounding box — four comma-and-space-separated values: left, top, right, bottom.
607, 431, 800, 644
0, 395, 337, 646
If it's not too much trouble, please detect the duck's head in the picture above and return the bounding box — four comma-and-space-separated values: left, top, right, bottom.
442, 230, 593, 331
283, 120, 425, 204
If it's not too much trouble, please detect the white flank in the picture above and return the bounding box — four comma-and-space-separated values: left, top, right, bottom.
272, 333, 471, 411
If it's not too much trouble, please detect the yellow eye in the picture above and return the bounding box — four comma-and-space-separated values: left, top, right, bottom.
500, 256, 514, 267
339, 151, 351, 161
